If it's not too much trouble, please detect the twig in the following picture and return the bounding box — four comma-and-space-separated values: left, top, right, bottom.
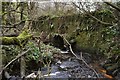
62, 35, 99, 78
0, 48, 30, 75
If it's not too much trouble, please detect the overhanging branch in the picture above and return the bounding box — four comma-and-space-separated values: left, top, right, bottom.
0, 48, 30, 75
104, 2, 120, 12
72, 2, 113, 26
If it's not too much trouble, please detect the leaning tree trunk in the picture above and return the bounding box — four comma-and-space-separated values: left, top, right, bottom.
20, 48, 25, 78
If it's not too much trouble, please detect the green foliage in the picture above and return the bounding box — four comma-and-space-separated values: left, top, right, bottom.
25, 42, 40, 62
32, 8, 119, 58
74, 24, 120, 57
25, 41, 61, 63
100, 25, 120, 56
93, 9, 115, 24
98, 9, 112, 16
2, 46, 20, 64
101, 25, 119, 38
2, 40, 61, 68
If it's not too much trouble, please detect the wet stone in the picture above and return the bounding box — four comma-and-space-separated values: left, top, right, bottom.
26, 52, 106, 79
59, 61, 80, 69
45, 71, 71, 78
50, 65, 59, 73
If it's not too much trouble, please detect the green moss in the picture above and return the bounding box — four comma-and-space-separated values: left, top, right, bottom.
0, 37, 20, 45
18, 29, 29, 38
1, 30, 32, 47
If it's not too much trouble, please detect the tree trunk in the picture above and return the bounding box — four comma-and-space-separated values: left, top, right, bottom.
20, 49, 26, 78
0, 30, 32, 46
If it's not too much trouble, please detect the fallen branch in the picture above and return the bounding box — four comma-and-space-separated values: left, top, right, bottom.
80, 52, 99, 78
62, 35, 81, 60
62, 35, 99, 78
0, 48, 30, 75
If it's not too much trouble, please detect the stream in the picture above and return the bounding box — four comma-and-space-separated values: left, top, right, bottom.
3, 50, 116, 80
25, 51, 110, 79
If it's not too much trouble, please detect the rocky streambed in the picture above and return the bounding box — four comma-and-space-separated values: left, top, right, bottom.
3, 50, 116, 80
25, 51, 112, 79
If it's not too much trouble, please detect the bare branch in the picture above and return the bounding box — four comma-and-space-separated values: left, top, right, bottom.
2, 19, 32, 29
72, 2, 113, 26
80, 52, 99, 78
2, 9, 27, 17
0, 48, 30, 75
104, 2, 120, 12
62, 35, 81, 60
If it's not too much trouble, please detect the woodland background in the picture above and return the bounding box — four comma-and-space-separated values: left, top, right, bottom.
0, 1, 120, 79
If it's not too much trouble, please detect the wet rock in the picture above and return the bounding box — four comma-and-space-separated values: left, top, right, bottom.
50, 65, 59, 73
2, 70, 11, 80
115, 72, 120, 80
26, 73, 36, 78
45, 71, 71, 78
60, 50, 69, 54
56, 60, 62, 64
88, 75, 92, 78
60, 61, 80, 70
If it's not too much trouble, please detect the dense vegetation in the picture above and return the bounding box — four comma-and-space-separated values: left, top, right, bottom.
0, 1, 120, 79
